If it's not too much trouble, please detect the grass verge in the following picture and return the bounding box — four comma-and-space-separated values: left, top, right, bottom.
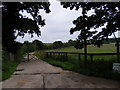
34, 50, 120, 81
2, 60, 20, 81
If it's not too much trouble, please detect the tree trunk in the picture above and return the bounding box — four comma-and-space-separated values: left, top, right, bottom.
82, 6, 87, 63
117, 41, 119, 62
84, 37, 87, 63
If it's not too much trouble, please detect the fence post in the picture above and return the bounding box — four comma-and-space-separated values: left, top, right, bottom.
58, 53, 60, 56
27, 53, 29, 62
53, 52, 55, 57
90, 55, 93, 63
78, 53, 81, 68
65, 52, 68, 60
78, 53, 81, 61
46, 52, 49, 58
50, 52, 52, 57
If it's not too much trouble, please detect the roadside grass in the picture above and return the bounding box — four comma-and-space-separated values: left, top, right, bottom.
34, 43, 120, 81
2, 49, 22, 81
2, 60, 20, 81
33, 50, 46, 60
45, 58, 76, 71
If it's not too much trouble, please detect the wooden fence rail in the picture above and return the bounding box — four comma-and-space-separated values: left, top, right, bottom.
46, 52, 120, 63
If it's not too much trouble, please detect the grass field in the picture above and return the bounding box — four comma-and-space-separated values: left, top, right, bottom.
45, 43, 119, 62
34, 43, 120, 81
45, 43, 116, 53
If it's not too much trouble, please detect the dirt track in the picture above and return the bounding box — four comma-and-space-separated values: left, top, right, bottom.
2, 54, 120, 88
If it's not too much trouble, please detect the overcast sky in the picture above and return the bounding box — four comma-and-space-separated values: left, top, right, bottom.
15, 0, 119, 43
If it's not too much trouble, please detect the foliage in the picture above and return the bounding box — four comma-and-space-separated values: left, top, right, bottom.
61, 2, 120, 47
2, 60, 20, 81
34, 43, 120, 81
47, 58, 120, 81
2, 49, 20, 81
45, 40, 76, 50
53, 41, 63, 49
61, 2, 120, 62
33, 50, 46, 60
68, 39, 75, 46
45, 58, 75, 71
74, 39, 84, 49
2, 2, 51, 54
32, 39, 44, 50
20, 40, 46, 54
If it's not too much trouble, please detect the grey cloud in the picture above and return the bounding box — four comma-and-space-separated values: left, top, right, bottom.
16, 0, 82, 43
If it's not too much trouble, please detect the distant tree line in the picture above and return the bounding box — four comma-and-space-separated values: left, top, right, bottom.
3, 37, 117, 56
21, 38, 118, 54
46, 40, 75, 49
2, 37, 118, 62
74, 38, 119, 49
20, 39, 75, 53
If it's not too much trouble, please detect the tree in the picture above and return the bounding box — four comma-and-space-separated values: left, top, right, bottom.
32, 40, 44, 50
22, 41, 31, 53
74, 39, 84, 49
68, 39, 74, 46
53, 41, 63, 49
61, 2, 120, 62
2, 2, 51, 54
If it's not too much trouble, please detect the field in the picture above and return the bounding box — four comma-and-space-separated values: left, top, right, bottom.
34, 43, 120, 81
45, 43, 116, 53
45, 43, 119, 62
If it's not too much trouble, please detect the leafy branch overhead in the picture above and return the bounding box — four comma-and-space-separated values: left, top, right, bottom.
61, 2, 120, 47
2, 2, 51, 53
3, 2, 50, 37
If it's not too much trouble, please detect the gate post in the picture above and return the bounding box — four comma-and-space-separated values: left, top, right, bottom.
27, 53, 29, 61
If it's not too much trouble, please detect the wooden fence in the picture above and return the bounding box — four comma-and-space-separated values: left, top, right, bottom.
46, 52, 120, 63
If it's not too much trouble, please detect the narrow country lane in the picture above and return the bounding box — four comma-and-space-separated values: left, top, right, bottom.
2, 53, 120, 88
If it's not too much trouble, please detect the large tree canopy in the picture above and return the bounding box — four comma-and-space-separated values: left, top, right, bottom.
61, 2, 120, 62
2, 2, 50, 53
32, 39, 44, 50
61, 2, 120, 46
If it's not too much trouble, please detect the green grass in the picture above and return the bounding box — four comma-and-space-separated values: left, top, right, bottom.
34, 43, 120, 81
45, 58, 76, 71
2, 60, 20, 81
2, 49, 21, 81
45, 43, 119, 62
45, 43, 116, 53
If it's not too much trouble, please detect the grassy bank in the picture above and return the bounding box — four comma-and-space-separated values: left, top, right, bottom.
2, 60, 20, 81
2, 49, 22, 81
34, 43, 120, 81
